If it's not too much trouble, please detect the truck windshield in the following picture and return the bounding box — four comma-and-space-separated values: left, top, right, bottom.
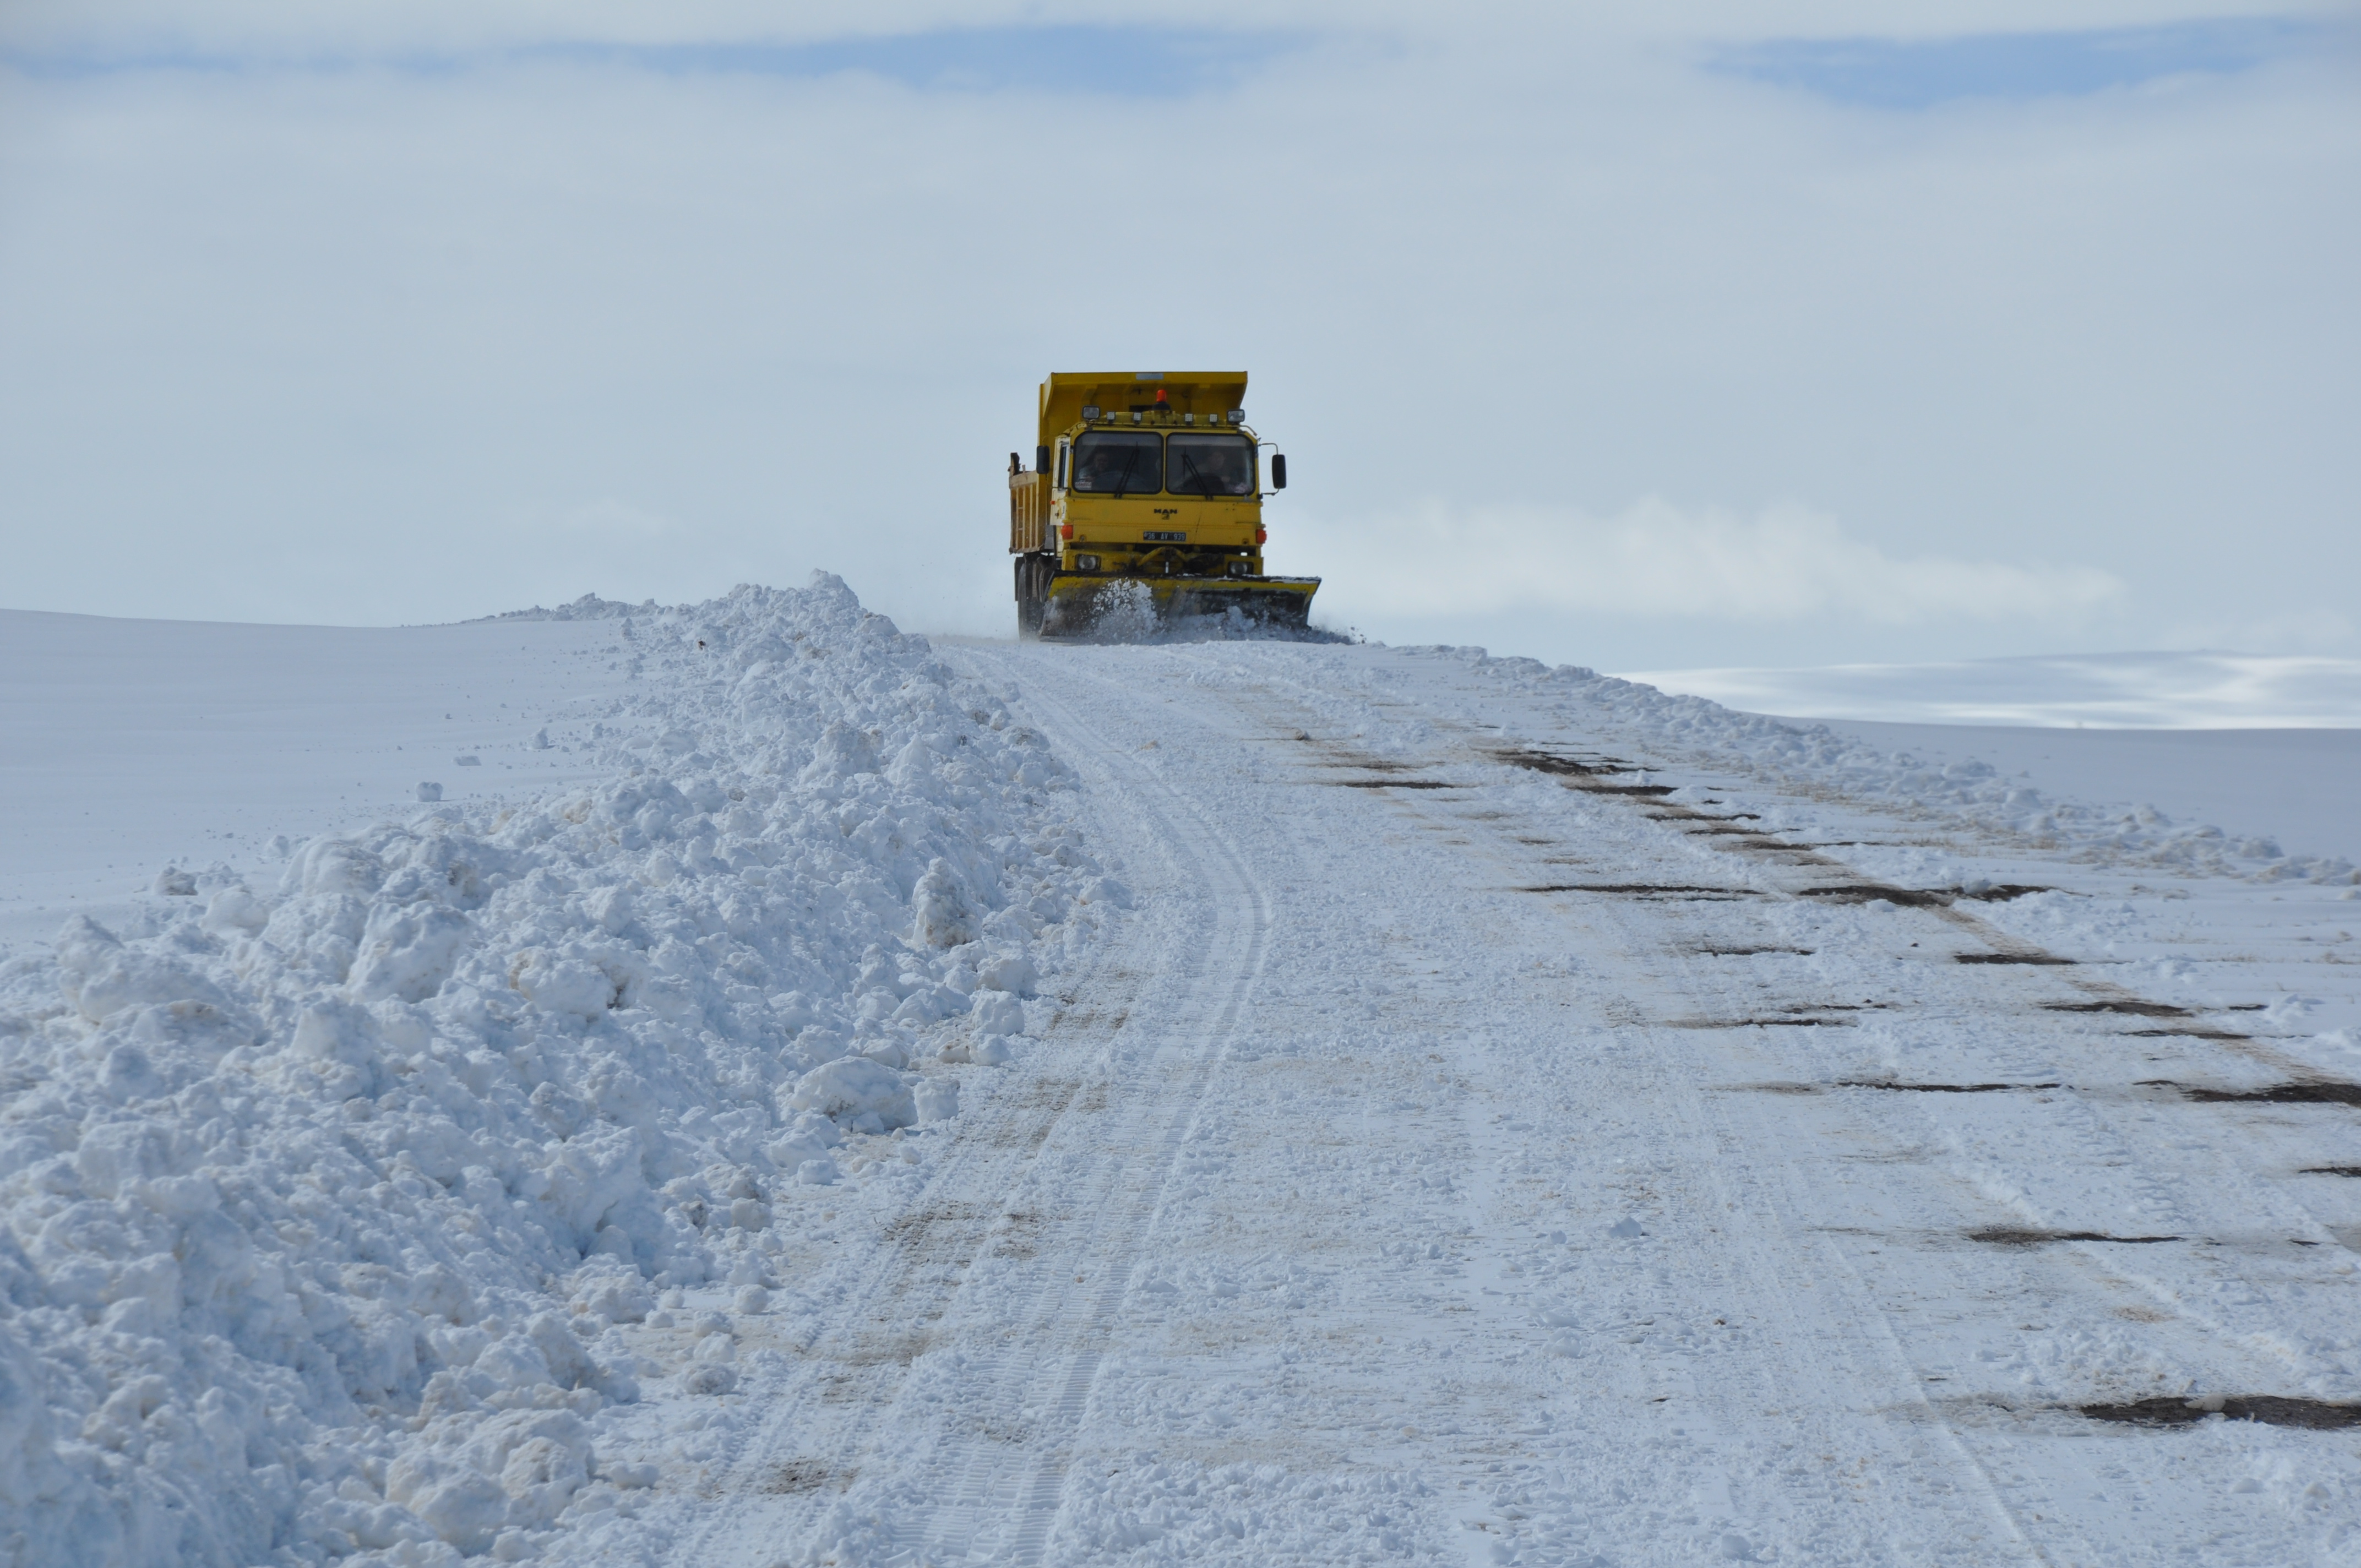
1166, 434, 1256, 497
1070, 432, 1162, 497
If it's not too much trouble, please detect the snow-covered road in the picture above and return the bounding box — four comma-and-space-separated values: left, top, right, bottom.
644, 637, 2361, 1566
8, 600, 2360, 1567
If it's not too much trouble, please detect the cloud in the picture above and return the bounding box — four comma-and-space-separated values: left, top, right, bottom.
2, 24, 1318, 97
0, 4, 2349, 660
1707, 17, 2342, 108
1297, 499, 2125, 627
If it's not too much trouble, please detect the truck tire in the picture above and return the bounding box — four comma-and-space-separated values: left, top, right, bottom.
1014, 557, 1046, 639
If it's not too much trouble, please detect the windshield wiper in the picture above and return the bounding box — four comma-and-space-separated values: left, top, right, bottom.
1111, 447, 1140, 499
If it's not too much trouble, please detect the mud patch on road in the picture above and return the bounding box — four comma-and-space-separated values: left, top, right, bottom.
1668, 1016, 1857, 1030
1490, 747, 1613, 776
1955, 952, 2078, 966
1745, 1079, 2058, 1095
1798, 883, 1958, 906
763, 1458, 850, 1494
983, 1077, 1080, 1151
1693, 945, 1814, 957
2079, 1396, 2361, 1430
2048, 999, 2191, 1019
1968, 1227, 2180, 1246
880, 1201, 992, 1254
2301, 1165, 2361, 1177
842, 1329, 935, 1368
1519, 882, 1761, 899
1838, 1080, 2063, 1094
2147, 1079, 2361, 1107
991, 1208, 1046, 1260
1331, 778, 1461, 790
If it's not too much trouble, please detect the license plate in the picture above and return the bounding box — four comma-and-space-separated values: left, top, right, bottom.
1143, 530, 1185, 542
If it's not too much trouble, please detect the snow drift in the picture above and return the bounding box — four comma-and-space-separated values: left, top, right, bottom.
0, 577, 1108, 1566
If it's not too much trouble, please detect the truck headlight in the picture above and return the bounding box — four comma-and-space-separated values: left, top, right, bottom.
1076, 554, 1100, 571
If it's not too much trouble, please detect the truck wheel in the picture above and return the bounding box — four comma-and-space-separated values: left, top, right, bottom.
1014, 558, 1046, 638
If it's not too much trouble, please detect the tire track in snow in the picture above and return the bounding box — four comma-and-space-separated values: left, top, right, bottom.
1206, 673, 2052, 1563
661, 886, 1160, 1561
913, 647, 1272, 1564
1258, 650, 2343, 1556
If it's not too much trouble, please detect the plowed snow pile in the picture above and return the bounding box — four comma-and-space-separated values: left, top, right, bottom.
0, 578, 1112, 1566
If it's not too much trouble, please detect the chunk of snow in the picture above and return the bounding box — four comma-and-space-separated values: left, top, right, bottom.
911, 857, 978, 946
914, 1076, 961, 1124
969, 989, 1026, 1037
977, 953, 1037, 994
788, 1057, 917, 1131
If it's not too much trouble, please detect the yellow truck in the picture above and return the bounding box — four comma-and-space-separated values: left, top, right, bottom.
1008, 371, 1318, 637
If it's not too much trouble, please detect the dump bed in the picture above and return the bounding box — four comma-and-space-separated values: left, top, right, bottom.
1009, 470, 1050, 553
1039, 372, 1248, 447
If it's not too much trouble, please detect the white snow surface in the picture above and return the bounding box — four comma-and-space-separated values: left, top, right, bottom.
1791, 720, 2361, 873
1617, 650, 2361, 729
0, 605, 640, 949
0, 578, 1106, 1566
7, 603, 2361, 1567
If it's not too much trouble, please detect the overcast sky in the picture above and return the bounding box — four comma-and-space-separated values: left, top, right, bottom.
1, 2, 2354, 669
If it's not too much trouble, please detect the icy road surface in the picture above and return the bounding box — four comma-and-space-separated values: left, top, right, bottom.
639, 638, 2361, 1567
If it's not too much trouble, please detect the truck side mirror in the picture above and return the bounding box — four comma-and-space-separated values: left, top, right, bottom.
1009, 452, 1020, 476
1271, 454, 1287, 491
1036, 445, 1051, 475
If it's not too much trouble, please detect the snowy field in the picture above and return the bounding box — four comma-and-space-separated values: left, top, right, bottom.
0, 606, 641, 949
1780, 721, 2361, 874
1615, 651, 2361, 730
1619, 650, 2361, 882
5, 586, 2361, 1566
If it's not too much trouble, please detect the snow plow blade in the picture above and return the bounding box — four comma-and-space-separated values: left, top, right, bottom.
1039, 574, 1320, 639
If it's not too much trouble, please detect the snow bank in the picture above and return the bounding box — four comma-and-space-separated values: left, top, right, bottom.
0, 576, 1106, 1566
1418, 648, 2360, 885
